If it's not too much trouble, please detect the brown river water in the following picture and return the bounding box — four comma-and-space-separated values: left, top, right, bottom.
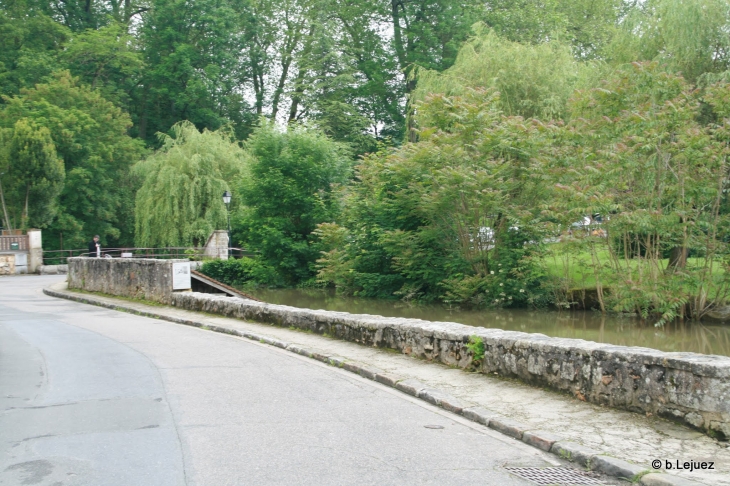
247, 288, 730, 357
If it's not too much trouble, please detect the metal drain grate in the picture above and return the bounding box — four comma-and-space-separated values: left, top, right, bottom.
504, 467, 605, 485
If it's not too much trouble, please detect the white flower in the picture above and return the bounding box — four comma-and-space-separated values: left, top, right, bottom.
499, 283, 503, 286
519, 289, 525, 293
490, 271, 495, 275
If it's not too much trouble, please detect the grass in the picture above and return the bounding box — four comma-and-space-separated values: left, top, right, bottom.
542, 242, 727, 291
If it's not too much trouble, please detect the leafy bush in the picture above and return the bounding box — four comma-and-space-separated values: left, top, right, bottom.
199, 258, 283, 288
316, 88, 554, 306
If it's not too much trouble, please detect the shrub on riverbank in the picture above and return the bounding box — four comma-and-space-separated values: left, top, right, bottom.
199, 258, 283, 289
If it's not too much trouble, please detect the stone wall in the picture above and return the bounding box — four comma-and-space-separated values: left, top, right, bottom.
203, 230, 229, 260
170, 292, 730, 439
68, 257, 188, 303
0, 254, 15, 275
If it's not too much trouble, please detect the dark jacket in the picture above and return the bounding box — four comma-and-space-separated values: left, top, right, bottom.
88, 240, 100, 257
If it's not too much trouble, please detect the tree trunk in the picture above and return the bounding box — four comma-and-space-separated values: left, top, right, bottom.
668, 246, 688, 269
0, 175, 11, 231
391, 0, 407, 70
22, 184, 29, 229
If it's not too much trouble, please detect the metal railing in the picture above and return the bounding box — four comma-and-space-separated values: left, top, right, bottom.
42, 247, 256, 265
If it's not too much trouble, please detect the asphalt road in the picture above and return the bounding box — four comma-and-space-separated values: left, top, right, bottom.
1, 276, 569, 486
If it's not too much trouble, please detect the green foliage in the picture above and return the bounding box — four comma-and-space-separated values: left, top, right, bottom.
316, 88, 553, 306
1, 119, 65, 229
413, 28, 594, 122
0, 71, 145, 248
134, 121, 249, 247
466, 335, 485, 364
199, 257, 283, 288
605, 0, 730, 82
61, 23, 145, 110
552, 63, 730, 322
4, 0, 730, 326
135, 0, 256, 143
485, 0, 624, 59
234, 121, 352, 285
0, 7, 68, 99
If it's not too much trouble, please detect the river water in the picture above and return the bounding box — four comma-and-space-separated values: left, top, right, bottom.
248, 288, 730, 357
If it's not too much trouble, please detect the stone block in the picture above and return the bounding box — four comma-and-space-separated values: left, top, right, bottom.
310, 351, 329, 363
356, 365, 383, 381
416, 388, 468, 413
395, 379, 427, 397
488, 417, 528, 440
461, 407, 495, 426
69, 257, 184, 304
374, 372, 402, 388
591, 455, 647, 480
522, 430, 563, 451
0, 254, 15, 275
326, 356, 347, 367
285, 344, 313, 358
439, 395, 469, 414
260, 336, 288, 349
550, 441, 599, 467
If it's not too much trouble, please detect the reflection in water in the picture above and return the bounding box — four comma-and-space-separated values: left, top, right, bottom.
248, 288, 730, 357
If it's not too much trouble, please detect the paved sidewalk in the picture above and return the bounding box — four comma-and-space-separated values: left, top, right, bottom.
47, 282, 730, 485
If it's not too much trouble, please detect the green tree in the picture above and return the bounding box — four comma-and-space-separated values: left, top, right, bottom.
317, 88, 553, 305
3, 119, 65, 229
484, 0, 625, 59
61, 23, 145, 110
552, 63, 730, 321
0, 71, 145, 248
0, 119, 65, 229
134, 121, 250, 247
605, 0, 730, 82
0, 6, 68, 99
134, 122, 250, 247
235, 121, 351, 285
412, 28, 595, 123
135, 0, 255, 143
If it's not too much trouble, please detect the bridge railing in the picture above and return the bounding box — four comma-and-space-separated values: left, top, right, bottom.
42, 247, 256, 265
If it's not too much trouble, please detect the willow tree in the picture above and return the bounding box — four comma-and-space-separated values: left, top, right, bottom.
605, 0, 730, 82
411, 27, 598, 123
134, 121, 250, 248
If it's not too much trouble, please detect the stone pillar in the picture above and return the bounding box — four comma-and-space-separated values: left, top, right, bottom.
203, 230, 229, 260
27, 229, 42, 273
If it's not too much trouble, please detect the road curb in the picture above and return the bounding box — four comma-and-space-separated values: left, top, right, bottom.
43, 285, 705, 486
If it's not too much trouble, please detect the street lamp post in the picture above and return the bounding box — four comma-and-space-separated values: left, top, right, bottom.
222, 190, 232, 259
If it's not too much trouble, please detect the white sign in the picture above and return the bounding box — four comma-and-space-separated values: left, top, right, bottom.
172, 262, 192, 290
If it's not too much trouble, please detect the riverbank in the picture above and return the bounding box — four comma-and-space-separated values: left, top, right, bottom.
46, 280, 727, 486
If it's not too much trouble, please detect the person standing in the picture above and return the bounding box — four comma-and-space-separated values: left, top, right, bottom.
88, 235, 101, 257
